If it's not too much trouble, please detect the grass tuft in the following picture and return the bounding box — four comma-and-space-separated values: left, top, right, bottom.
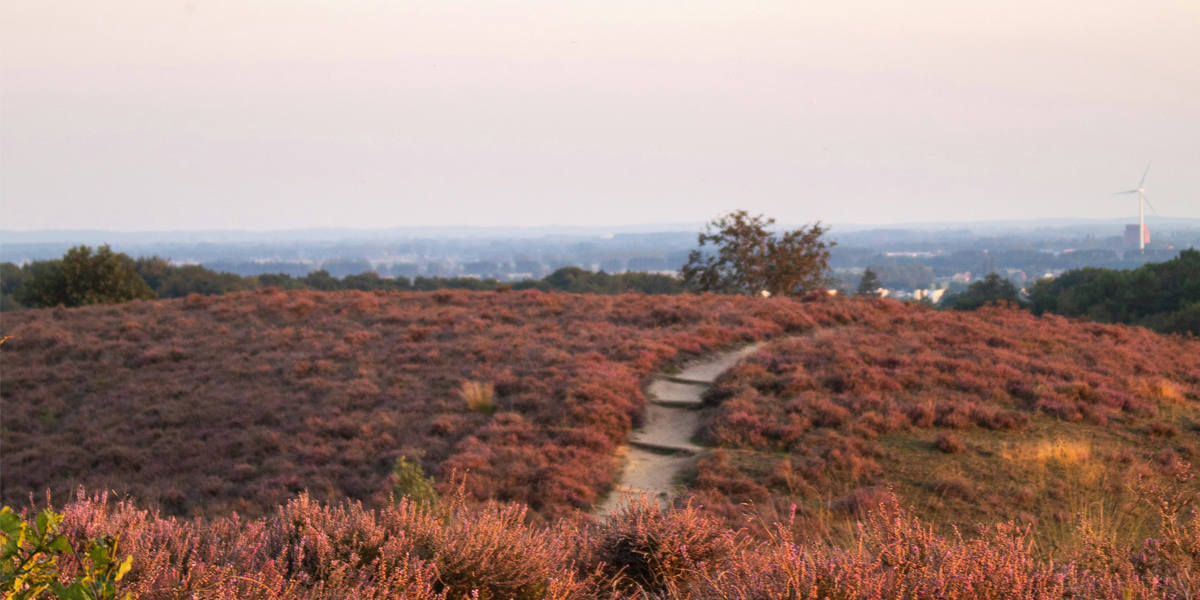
459, 380, 495, 414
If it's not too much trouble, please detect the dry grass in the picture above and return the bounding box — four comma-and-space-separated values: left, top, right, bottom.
459, 380, 495, 414
1000, 438, 1093, 466
1145, 379, 1187, 404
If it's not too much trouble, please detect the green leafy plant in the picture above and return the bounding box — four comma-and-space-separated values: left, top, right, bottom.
1, 506, 132, 600
392, 456, 438, 506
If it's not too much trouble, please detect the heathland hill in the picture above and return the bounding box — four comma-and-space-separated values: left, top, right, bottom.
3, 290, 1200, 597
693, 305, 1200, 542
4, 290, 1198, 529
0, 289, 838, 518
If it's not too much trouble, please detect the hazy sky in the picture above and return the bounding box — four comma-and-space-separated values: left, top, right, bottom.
2, 1, 1197, 231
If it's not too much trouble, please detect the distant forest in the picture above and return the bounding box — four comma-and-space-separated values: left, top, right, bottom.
0, 254, 682, 312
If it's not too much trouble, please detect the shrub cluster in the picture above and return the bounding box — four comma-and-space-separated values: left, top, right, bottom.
6, 482, 1200, 599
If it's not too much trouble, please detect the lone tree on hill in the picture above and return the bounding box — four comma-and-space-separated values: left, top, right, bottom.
856, 267, 882, 297
16, 245, 156, 308
680, 210, 834, 296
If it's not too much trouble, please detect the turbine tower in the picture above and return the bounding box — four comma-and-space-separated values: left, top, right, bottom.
1112, 163, 1157, 254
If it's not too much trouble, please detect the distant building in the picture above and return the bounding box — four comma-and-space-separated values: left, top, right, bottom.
913, 288, 946, 303
1124, 224, 1150, 246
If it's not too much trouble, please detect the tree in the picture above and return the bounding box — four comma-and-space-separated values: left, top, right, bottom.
1, 263, 27, 311
1028, 249, 1200, 334
15, 245, 156, 308
856, 267, 881, 297
680, 210, 834, 296
944, 273, 1024, 311
133, 256, 173, 292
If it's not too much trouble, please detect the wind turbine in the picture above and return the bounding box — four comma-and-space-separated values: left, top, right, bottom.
1112, 163, 1158, 254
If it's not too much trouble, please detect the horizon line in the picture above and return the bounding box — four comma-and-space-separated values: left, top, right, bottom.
3, 214, 1200, 238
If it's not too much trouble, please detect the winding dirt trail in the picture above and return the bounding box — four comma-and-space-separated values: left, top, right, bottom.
597, 344, 762, 515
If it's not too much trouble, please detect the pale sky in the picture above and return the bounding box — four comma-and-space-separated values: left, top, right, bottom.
1, 0, 1197, 231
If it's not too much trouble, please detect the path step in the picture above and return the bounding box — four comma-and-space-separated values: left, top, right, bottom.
596, 447, 691, 514
648, 399, 704, 408
646, 378, 706, 405
628, 440, 700, 455
634, 404, 702, 449
659, 375, 711, 385
672, 343, 763, 383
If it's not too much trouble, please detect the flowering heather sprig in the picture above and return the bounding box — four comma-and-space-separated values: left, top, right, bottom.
17, 485, 1200, 599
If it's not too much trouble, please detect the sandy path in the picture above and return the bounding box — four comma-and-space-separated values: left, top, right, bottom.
597, 343, 762, 515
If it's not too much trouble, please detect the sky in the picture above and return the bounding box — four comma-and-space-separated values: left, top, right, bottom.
1, 1, 1197, 232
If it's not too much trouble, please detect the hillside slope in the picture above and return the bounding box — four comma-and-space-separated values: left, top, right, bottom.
690, 303, 1200, 541
1, 289, 868, 518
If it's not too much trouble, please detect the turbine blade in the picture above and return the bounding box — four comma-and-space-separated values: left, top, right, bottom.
1111, 190, 1139, 195
1140, 162, 1151, 188
1143, 194, 1159, 215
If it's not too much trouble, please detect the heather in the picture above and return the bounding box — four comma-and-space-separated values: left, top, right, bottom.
1, 289, 865, 519
690, 301, 1200, 543
9, 480, 1200, 599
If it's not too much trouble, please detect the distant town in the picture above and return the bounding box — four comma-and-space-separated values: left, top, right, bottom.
3, 217, 1197, 301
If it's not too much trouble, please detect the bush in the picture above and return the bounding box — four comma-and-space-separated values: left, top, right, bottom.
0, 506, 132, 600
391, 457, 438, 506
15, 246, 155, 308
936, 432, 966, 454
588, 496, 738, 593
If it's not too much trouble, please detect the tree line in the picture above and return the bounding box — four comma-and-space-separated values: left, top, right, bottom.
0, 211, 837, 310
912, 248, 1198, 334
0, 247, 687, 310
1027, 248, 1199, 335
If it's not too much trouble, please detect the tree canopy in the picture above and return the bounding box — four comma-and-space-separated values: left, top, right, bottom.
680, 210, 834, 296
944, 273, 1024, 311
1028, 248, 1200, 334
15, 245, 156, 308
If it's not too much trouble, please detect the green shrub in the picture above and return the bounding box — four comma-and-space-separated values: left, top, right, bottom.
392, 457, 438, 506
1, 506, 132, 600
